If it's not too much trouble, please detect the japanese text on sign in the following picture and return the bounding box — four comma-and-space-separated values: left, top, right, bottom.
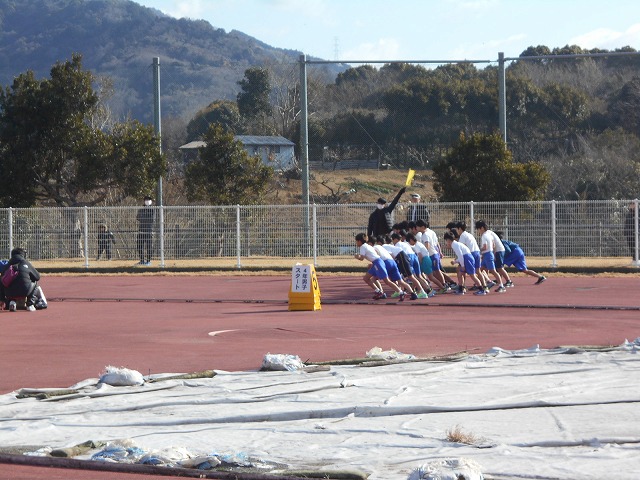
292, 265, 311, 292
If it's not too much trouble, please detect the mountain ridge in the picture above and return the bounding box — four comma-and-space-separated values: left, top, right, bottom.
0, 0, 343, 123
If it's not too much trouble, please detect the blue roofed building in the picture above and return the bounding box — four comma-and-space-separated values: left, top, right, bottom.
179, 135, 296, 171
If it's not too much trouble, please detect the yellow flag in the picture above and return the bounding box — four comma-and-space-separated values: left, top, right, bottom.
405, 169, 416, 187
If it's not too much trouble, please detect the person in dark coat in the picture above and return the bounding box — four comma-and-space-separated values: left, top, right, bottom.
2, 247, 42, 311
406, 193, 430, 223
136, 196, 156, 265
367, 187, 406, 238
97, 223, 116, 260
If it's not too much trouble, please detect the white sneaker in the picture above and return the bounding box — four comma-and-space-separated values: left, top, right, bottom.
26, 305, 36, 311
8, 301, 16, 312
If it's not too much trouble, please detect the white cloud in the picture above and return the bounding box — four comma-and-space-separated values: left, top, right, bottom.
449, 33, 526, 61
570, 23, 640, 49
160, 0, 207, 20
342, 38, 402, 61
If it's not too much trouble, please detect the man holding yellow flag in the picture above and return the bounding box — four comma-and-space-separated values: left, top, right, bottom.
367, 186, 406, 237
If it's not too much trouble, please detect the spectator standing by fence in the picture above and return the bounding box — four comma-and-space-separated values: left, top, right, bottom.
406, 193, 430, 223
136, 196, 156, 266
97, 224, 116, 260
367, 187, 406, 238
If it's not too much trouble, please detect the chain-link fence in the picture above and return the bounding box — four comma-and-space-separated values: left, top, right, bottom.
301, 53, 640, 188
1, 200, 637, 268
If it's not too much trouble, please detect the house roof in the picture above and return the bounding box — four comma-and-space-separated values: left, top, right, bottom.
178, 141, 206, 149
235, 135, 295, 146
179, 136, 294, 150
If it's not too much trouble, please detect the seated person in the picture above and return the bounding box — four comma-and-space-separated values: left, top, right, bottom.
2, 247, 47, 311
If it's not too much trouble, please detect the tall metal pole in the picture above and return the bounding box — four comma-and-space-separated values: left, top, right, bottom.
498, 52, 507, 143
153, 57, 165, 268
299, 54, 311, 254
153, 57, 163, 203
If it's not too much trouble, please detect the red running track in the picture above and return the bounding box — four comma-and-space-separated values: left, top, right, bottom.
1, 273, 639, 479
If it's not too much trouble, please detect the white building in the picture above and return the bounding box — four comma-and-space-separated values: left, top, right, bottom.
179, 135, 296, 171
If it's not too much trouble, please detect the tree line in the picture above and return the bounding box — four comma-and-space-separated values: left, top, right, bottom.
2, 45, 640, 207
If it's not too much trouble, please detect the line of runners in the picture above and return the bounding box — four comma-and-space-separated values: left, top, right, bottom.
355, 220, 546, 300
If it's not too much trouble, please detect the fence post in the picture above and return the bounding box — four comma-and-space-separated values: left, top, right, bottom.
159, 204, 165, 268
469, 201, 475, 232
83, 206, 89, 269
299, 54, 311, 256
634, 199, 639, 267
8, 207, 13, 256
312, 203, 317, 267
551, 200, 557, 267
236, 205, 241, 269
504, 212, 509, 240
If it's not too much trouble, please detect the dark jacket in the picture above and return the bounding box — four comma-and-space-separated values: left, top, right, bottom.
367, 188, 405, 237
137, 206, 156, 233
406, 203, 430, 223
3, 253, 40, 298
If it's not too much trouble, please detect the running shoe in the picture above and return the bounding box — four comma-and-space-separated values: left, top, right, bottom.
391, 291, 403, 298
410, 292, 418, 300
454, 287, 466, 295
372, 291, 384, 300
496, 286, 507, 293
438, 286, 451, 294
417, 292, 428, 299
473, 289, 487, 295
8, 301, 16, 312
505, 281, 515, 288
535, 276, 547, 285
486, 281, 496, 289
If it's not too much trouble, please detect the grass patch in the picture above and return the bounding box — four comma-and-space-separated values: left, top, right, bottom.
446, 425, 481, 445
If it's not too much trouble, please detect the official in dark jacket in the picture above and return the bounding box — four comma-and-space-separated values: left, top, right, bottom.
136, 196, 156, 265
3, 248, 40, 307
367, 187, 406, 237
406, 193, 430, 223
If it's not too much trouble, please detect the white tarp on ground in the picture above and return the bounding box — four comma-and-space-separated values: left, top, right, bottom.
1, 341, 640, 479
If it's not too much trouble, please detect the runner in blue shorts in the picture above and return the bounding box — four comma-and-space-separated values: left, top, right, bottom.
373, 236, 414, 295
475, 220, 506, 293
495, 231, 547, 286
443, 231, 484, 295
355, 233, 406, 300
406, 232, 436, 297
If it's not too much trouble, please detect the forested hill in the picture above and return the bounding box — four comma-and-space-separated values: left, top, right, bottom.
0, 0, 342, 122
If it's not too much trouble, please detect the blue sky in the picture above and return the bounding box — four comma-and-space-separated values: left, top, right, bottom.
134, 0, 640, 63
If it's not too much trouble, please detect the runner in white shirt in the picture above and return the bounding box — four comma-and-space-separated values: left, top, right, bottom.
443, 231, 484, 295
454, 221, 489, 291
475, 220, 506, 293
487, 226, 513, 289
406, 233, 437, 297
373, 237, 414, 296
415, 220, 447, 290
391, 233, 430, 298
381, 236, 425, 299
354, 233, 405, 300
